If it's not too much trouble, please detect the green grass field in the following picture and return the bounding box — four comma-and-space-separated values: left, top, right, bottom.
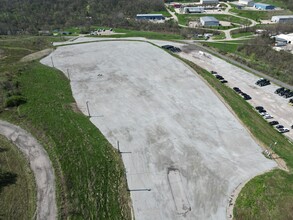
0, 135, 36, 219
174, 54, 293, 220
202, 42, 244, 53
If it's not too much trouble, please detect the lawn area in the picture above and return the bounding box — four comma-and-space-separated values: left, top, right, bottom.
176, 13, 251, 26
174, 54, 293, 220
231, 31, 254, 38
0, 37, 131, 219
95, 28, 183, 40
149, 9, 172, 17
0, 135, 36, 219
202, 42, 243, 53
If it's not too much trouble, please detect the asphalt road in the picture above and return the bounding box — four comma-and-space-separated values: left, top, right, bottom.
0, 120, 57, 220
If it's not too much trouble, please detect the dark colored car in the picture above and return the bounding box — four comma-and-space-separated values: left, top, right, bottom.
255, 106, 264, 110
221, 80, 228, 83
276, 125, 284, 129
233, 87, 241, 93
211, 71, 217, 74
269, 121, 279, 126
274, 87, 284, 94
215, 75, 224, 80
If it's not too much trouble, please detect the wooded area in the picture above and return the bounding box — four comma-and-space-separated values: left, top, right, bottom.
0, 0, 166, 34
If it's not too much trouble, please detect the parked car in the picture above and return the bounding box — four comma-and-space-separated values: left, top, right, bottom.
211, 71, 217, 74
276, 125, 284, 129
220, 80, 228, 83
256, 78, 270, 87
275, 87, 285, 94
255, 106, 264, 110
233, 87, 241, 93
269, 121, 279, 125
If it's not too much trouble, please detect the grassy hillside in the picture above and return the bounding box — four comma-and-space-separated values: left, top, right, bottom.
0, 36, 131, 219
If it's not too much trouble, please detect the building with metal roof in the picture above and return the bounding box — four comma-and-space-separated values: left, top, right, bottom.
238, 0, 254, 7
136, 14, 165, 20
200, 0, 219, 5
254, 3, 275, 10
271, 15, 293, 23
274, 33, 293, 44
181, 7, 205, 14
200, 16, 219, 26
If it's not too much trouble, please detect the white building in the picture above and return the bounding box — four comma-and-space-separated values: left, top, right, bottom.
274, 33, 293, 44
200, 16, 219, 26
238, 0, 254, 7
271, 15, 293, 23
181, 7, 205, 13
200, 0, 219, 5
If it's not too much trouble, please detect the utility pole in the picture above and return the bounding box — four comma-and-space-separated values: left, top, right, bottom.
86, 101, 91, 117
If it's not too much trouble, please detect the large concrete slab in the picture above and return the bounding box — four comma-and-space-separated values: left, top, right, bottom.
41, 41, 276, 220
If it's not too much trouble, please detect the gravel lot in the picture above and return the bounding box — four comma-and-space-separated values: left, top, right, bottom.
41, 41, 276, 220
179, 47, 293, 140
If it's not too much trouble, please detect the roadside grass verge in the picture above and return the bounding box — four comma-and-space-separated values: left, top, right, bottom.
0, 135, 36, 219
0, 61, 131, 219
173, 54, 293, 219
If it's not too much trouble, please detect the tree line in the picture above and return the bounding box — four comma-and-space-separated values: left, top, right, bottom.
0, 0, 166, 34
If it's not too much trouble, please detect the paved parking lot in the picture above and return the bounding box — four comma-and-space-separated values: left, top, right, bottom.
179, 47, 293, 141
41, 40, 276, 220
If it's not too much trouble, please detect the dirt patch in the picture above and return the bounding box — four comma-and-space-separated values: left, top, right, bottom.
20, 48, 53, 62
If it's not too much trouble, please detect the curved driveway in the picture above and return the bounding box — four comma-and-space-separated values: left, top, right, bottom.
0, 120, 57, 220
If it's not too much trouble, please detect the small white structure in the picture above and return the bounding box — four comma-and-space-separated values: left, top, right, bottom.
274, 33, 293, 44
200, 0, 219, 5
271, 15, 293, 23
181, 7, 205, 13
200, 16, 219, 26
238, 0, 254, 7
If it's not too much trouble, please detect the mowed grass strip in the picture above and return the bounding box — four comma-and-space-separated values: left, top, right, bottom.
2, 62, 131, 219
174, 54, 293, 219
0, 135, 36, 219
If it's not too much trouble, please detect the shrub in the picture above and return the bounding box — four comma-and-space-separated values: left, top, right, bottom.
5, 95, 27, 107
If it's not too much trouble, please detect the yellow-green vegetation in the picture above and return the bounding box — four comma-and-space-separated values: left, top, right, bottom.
174, 54, 293, 220
0, 135, 36, 219
0, 36, 131, 219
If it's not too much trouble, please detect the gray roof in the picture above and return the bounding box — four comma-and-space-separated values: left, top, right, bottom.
254, 3, 272, 6
272, 15, 293, 19
201, 0, 219, 2
185, 7, 204, 12
136, 14, 163, 17
200, 16, 219, 22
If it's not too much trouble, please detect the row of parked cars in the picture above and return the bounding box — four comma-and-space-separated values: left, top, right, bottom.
211, 71, 228, 83
256, 78, 270, 87
274, 87, 293, 99
233, 87, 252, 100
255, 106, 290, 133
161, 45, 181, 53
